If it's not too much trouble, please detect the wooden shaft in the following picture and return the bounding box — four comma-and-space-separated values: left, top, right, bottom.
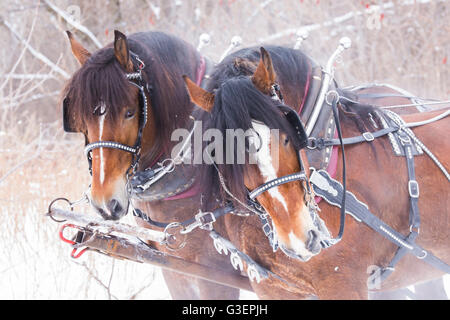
80, 232, 253, 292
50, 208, 167, 243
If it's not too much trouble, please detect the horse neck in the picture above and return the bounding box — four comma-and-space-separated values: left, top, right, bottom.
274, 52, 316, 117
137, 37, 202, 170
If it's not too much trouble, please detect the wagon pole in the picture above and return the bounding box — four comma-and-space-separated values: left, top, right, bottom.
79, 231, 253, 292
48, 208, 253, 292
49, 208, 167, 243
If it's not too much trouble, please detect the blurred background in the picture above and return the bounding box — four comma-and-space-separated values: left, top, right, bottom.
0, 0, 448, 299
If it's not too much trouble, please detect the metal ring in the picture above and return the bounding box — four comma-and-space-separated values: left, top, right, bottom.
307, 137, 317, 150
417, 250, 427, 260
47, 197, 73, 223
160, 158, 176, 173
325, 90, 340, 105
163, 222, 187, 251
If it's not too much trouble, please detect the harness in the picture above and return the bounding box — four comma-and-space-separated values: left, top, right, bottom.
309, 100, 450, 285
126, 51, 450, 286
84, 52, 149, 178
183, 43, 450, 286
61, 39, 450, 290
128, 56, 212, 200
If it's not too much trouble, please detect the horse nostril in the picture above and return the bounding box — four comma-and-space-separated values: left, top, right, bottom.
107, 199, 123, 219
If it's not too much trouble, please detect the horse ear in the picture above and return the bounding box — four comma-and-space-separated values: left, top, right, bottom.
251, 47, 277, 94
66, 31, 91, 65
114, 30, 133, 72
182, 75, 215, 112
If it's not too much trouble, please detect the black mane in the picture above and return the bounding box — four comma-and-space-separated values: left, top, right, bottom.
198, 46, 314, 209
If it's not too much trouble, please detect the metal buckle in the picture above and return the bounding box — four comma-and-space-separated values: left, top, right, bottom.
181, 211, 216, 234
398, 133, 411, 146
408, 180, 419, 198
409, 225, 420, 235
362, 132, 375, 142
196, 211, 216, 230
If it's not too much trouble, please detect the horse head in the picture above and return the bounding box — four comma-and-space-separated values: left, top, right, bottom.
183, 47, 329, 261
64, 30, 155, 220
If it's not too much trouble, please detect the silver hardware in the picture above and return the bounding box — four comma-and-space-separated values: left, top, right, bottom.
305, 37, 352, 136
213, 237, 229, 255
180, 210, 216, 234
219, 36, 242, 62
197, 33, 211, 52
417, 250, 427, 260
409, 225, 420, 234
307, 137, 317, 150
398, 133, 411, 146
294, 29, 309, 50
230, 251, 244, 271
325, 90, 340, 105
362, 132, 375, 142
247, 264, 261, 283
163, 222, 187, 251
408, 180, 419, 198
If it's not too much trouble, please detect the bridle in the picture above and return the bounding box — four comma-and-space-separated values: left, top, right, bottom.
83, 52, 149, 179
248, 86, 310, 200
241, 83, 345, 252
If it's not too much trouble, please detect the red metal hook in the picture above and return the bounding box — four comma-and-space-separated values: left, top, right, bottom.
59, 223, 88, 259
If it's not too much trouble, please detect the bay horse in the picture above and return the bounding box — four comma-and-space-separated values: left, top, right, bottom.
62, 30, 240, 299
183, 46, 450, 299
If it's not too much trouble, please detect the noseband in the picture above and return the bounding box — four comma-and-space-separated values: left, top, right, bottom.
84, 52, 149, 178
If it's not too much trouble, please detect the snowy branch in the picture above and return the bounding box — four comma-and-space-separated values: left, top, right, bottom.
2, 19, 70, 79
256, 0, 447, 44
43, 0, 102, 49
0, 73, 56, 80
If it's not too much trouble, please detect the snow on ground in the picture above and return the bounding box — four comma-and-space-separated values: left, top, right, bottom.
0, 205, 446, 299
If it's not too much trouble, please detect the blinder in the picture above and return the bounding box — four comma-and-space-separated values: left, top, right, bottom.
269, 83, 308, 150
278, 105, 308, 150
63, 97, 78, 133
247, 86, 311, 206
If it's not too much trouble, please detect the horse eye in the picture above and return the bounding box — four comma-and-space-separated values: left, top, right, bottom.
284, 136, 290, 146
125, 109, 135, 119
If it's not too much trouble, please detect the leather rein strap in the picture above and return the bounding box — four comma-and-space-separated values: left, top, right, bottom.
310, 101, 450, 283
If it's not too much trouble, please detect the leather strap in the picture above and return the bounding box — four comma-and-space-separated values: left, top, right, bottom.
313, 126, 399, 149
310, 169, 450, 281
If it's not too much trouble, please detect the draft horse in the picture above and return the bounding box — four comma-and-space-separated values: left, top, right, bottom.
183, 46, 450, 299
62, 30, 240, 299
